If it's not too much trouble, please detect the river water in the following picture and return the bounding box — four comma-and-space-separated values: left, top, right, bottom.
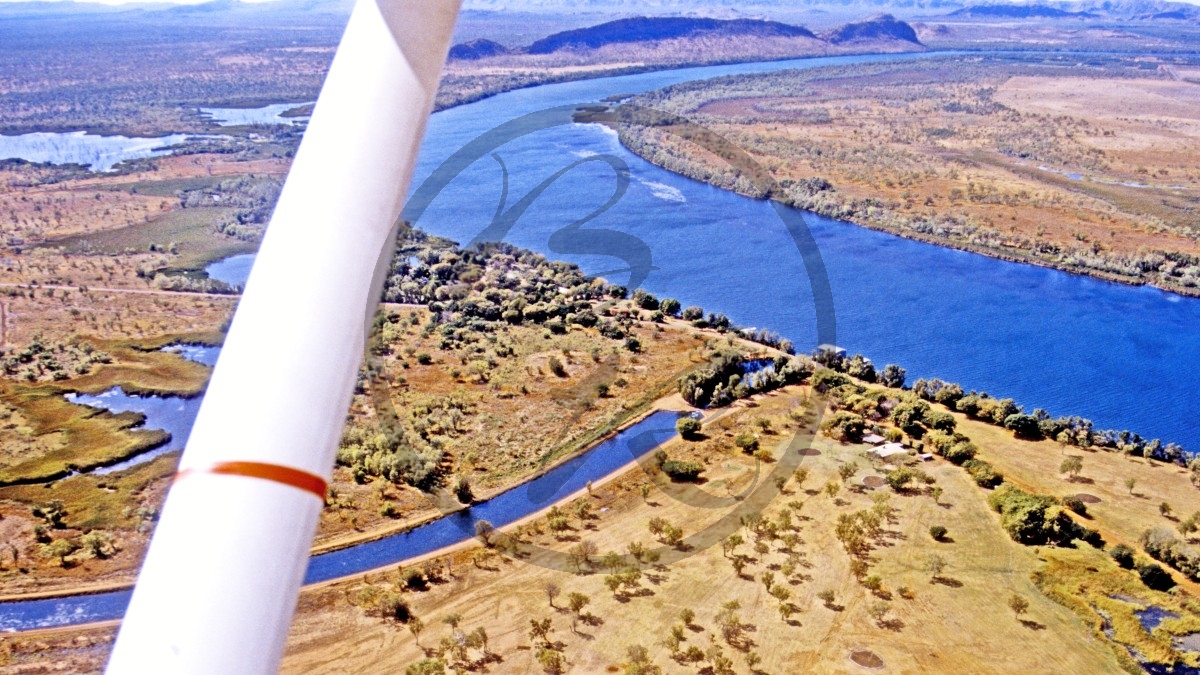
403, 52, 1200, 450
197, 102, 312, 127
0, 131, 192, 172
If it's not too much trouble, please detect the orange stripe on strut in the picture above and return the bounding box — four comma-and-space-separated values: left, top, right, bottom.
175, 461, 327, 500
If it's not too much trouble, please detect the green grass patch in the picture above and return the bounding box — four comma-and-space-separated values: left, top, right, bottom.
108, 175, 225, 197
0, 335, 214, 484
1033, 545, 1200, 672
45, 207, 255, 272
0, 451, 177, 531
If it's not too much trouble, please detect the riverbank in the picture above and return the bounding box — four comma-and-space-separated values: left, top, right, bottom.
602, 53, 1200, 298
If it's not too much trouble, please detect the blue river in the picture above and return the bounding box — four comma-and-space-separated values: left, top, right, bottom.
0, 410, 679, 631
405, 51, 1200, 451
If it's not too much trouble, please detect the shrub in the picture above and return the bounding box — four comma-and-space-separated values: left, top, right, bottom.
987, 484, 1083, 546
406, 659, 446, 675
1137, 561, 1176, 591
1004, 414, 1043, 440
930, 525, 948, 541
453, 475, 474, 504
926, 411, 956, 432
963, 459, 1003, 488
662, 459, 704, 482
944, 441, 977, 465
734, 433, 759, 454
401, 568, 427, 591
631, 289, 658, 310
819, 410, 865, 443
1141, 527, 1200, 582
885, 466, 917, 492
1109, 544, 1136, 569
548, 356, 567, 377
891, 398, 930, 437
1062, 495, 1087, 516
415, 352, 433, 365
878, 364, 906, 388
676, 417, 702, 439
811, 368, 851, 393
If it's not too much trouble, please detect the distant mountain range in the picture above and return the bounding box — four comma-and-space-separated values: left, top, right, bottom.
449, 14, 921, 60
525, 17, 818, 53
822, 13, 922, 42
948, 4, 1099, 18
942, 1, 1199, 20
457, 0, 1200, 18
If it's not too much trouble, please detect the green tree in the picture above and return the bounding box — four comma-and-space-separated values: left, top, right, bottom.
474, 520, 495, 547
543, 582, 560, 608
40, 539, 77, 567
405, 658, 445, 675
734, 433, 759, 453
929, 525, 948, 541
1125, 477, 1137, 495
867, 601, 891, 625
878, 364, 906, 388
624, 644, 659, 675
408, 616, 425, 646
925, 554, 947, 580
680, 608, 696, 626
1008, 594, 1029, 617
1137, 561, 1176, 591
1003, 414, 1042, 440
838, 462, 858, 483
819, 410, 865, 442
536, 647, 565, 674
676, 417, 702, 439
79, 530, 115, 559
567, 592, 590, 630
567, 591, 590, 615
529, 617, 554, 646
1060, 456, 1083, 480
885, 466, 917, 492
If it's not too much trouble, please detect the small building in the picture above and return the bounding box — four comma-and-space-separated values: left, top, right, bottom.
869, 443, 908, 459
861, 433, 887, 446
816, 344, 846, 357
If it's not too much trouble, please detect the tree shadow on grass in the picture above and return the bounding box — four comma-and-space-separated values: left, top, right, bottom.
1020, 619, 1046, 631
931, 576, 963, 588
